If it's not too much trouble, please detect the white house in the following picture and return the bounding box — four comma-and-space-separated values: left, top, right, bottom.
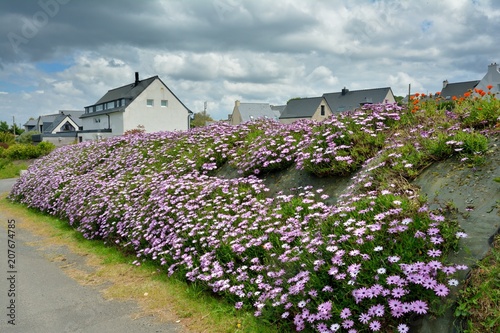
79, 73, 192, 141
475, 62, 500, 96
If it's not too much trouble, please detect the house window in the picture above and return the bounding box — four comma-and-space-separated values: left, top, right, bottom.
147, 99, 154, 107
96, 104, 103, 111
61, 122, 75, 131
161, 100, 168, 107
320, 105, 325, 116
106, 101, 115, 109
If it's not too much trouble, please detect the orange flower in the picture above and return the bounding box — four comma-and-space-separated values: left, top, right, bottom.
435, 91, 440, 95
414, 92, 420, 97
452, 96, 457, 101
463, 92, 471, 98
487, 84, 493, 90
480, 90, 486, 96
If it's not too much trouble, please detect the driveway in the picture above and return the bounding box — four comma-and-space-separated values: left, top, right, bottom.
0, 178, 185, 333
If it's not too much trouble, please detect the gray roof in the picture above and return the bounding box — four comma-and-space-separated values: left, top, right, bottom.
440, 80, 479, 100
23, 118, 37, 127
270, 105, 286, 118
94, 76, 158, 105
39, 114, 58, 127
22, 110, 84, 133
85, 75, 192, 116
280, 97, 324, 119
44, 113, 83, 133
238, 103, 277, 122
323, 87, 393, 113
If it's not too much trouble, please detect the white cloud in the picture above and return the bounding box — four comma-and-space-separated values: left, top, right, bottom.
0, 0, 499, 124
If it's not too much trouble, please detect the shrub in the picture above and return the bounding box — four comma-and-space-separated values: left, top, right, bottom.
4, 142, 55, 160
0, 132, 15, 145
16, 130, 40, 144
37, 141, 56, 156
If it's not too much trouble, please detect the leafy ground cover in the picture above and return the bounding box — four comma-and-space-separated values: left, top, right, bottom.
9, 92, 499, 332
455, 235, 500, 333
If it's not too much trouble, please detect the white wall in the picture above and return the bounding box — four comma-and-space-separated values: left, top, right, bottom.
476, 63, 500, 96
81, 113, 124, 135
124, 78, 190, 133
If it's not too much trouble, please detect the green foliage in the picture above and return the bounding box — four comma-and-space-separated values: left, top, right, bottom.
455, 235, 500, 333
0, 132, 15, 145
37, 141, 56, 155
454, 95, 500, 128
3, 142, 56, 160
16, 130, 40, 144
0, 158, 28, 179
0, 121, 10, 133
191, 111, 214, 128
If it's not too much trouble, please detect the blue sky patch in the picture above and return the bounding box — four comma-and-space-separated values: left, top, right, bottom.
35, 61, 72, 73
420, 20, 433, 32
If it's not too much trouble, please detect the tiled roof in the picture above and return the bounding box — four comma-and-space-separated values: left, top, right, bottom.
280, 97, 323, 119
323, 87, 393, 113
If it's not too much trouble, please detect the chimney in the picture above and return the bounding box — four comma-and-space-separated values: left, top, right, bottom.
134, 72, 139, 86
341, 87, 349, 95
235, 100, 240, 107
442, 80, 448, 88
488, 62, 499, 74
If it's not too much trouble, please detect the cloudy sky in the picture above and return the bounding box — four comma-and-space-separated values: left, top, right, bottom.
1, 0, 499, 126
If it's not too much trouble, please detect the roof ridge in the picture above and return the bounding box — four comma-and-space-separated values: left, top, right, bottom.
324, 87, 391, 95
105, 75, 158, 92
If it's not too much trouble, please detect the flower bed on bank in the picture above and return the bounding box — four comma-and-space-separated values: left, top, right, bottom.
9, 100, 497, 333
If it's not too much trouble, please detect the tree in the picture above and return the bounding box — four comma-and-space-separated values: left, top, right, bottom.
287, 97, 301, 103
394, 96, 405, 105
0, 121, 9, 133
10, 124, 24, 135
191, 110, 214, 128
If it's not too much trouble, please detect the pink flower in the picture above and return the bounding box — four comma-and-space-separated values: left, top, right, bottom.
411, 300, 428, 314
434, 284, 449, 297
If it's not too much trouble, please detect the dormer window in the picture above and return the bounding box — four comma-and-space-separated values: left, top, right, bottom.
147, 99, 154, 107
61, 122, 75, 131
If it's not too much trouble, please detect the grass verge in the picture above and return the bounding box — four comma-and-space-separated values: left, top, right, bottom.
455, 234, 500, 332
0, 159, 27, 179
0, 195, 279, 333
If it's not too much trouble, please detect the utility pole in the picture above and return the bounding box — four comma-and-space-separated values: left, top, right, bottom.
408, 83, 411, 111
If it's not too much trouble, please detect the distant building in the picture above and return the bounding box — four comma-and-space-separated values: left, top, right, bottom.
323, 87, 396, 113
475, 62, 500, 96
270, 105, 286, 118
440, 79, 480, 100
229, 100, 278, 125
80, 72, 192, 141
279, 97, 332, 124
23, 110, 84, 147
